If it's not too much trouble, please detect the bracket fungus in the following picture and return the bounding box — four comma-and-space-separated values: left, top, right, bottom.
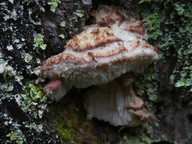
40, 6, 158, 126
84, 73, 153, 126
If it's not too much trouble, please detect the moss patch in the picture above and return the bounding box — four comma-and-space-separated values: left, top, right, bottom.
49, 90, 101, 144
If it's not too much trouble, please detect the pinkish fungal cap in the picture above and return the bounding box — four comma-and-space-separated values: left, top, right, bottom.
43, 80, 62, 92
40, 6, 158, 101
43, 80, 71, 101
90, 6, 147, 39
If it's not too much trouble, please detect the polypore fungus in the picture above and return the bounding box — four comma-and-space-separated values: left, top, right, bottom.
84, 74, 152, 126
40, 6, 158, 126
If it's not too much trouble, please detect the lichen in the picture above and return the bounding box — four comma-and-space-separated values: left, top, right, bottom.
6, 129, 26, 144
119, 0, 192, 143
48, 0, 59, 13
33, 34, 47, 50
18, 83, 47, 118
74, 9, 85, 17
0, 0, 90, 143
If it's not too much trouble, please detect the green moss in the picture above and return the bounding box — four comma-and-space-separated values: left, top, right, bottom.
120, 135, 153, 144
49, 95, 100, 144
119, 124, 154, 144
55, 120, 73, 142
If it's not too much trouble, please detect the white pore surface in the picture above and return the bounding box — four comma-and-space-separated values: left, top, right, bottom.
84, 80, 147, 126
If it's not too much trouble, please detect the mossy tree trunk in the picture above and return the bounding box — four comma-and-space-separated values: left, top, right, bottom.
0, 0, 191, 144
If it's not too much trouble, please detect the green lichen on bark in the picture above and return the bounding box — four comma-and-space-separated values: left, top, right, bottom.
0, 0, 90, 143
121, 0, 192, 143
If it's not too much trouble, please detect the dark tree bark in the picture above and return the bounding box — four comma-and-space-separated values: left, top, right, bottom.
0, 0, 191, 144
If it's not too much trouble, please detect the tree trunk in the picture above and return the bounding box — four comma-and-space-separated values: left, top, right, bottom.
0, 0, 191, 144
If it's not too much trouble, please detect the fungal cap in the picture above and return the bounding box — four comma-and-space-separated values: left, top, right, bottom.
43, 80, 71, 101
40, 6, 158, 99
90, 6, 147, 39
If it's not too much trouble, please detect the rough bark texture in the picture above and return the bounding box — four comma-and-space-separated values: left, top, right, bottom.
0, 0, 191, 144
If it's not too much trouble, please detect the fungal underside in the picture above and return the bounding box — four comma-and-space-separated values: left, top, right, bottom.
84, 73, 153, 126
